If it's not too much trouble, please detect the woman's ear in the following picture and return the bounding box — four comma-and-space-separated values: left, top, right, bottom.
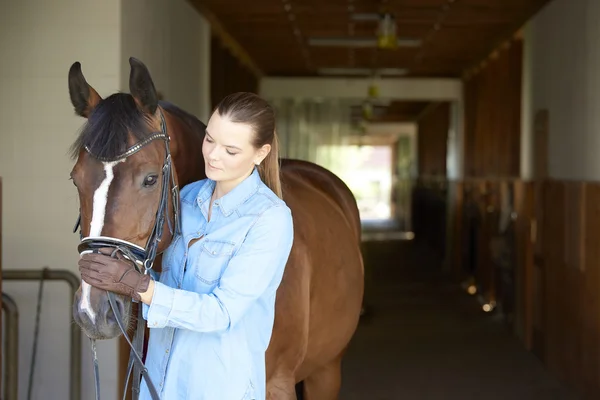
255, 144, 271, 165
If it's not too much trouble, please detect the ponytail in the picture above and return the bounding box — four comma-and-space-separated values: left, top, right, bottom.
258, 132, 282, 198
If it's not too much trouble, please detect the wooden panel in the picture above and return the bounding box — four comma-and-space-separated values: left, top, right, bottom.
411, 178, 448, 258
582, 184, 600, 398
540, 181, 566, 377
463, 37, 522, 177
448, 180, 465, 280
417, 102, 450, 176
535, 180, 598, 397
513, 180, 534, 349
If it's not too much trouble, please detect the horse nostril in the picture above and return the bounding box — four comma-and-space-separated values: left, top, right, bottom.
105, 296, 127, 326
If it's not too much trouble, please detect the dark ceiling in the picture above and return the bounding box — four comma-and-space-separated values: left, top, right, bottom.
193, 0, 552, 78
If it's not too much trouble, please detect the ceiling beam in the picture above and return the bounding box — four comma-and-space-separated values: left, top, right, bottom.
416, 101, 443, 121
188, 0, 264, 78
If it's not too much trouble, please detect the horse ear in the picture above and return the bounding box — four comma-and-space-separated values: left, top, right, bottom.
68, 62, 102, 118
128, 57, 158, 115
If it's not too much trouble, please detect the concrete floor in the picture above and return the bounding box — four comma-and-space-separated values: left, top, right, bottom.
338, 239, 580, 400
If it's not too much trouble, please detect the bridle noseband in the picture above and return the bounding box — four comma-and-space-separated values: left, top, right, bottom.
73, 109, 180, 400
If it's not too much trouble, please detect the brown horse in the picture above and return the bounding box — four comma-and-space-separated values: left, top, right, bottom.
68, 57, 364, 399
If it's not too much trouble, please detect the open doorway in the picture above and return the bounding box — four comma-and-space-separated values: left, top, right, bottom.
317, 144, 393, 221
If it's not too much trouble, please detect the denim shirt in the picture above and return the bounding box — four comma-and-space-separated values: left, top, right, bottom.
139, 168, 294, 400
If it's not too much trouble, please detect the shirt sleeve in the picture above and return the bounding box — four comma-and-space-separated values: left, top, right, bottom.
144, 204, 294, 332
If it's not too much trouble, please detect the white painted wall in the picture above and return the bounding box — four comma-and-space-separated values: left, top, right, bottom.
525, 0, 600, 180
121, 0, 212, 123
0, 1, 122, 399
260, 77, 463, 101
1, 1, 211, 399
447, 101, 464, 180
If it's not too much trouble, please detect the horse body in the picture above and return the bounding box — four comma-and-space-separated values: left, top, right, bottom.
69, 58, 363, 399
263, 160, 364, 398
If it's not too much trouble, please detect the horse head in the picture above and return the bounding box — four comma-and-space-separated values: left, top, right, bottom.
68, 58, 185, 339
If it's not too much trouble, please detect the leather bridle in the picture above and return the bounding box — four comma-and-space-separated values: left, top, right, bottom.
73, 109, 180, 400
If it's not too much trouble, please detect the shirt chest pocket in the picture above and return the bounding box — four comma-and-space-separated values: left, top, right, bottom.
192, 239, 236, 292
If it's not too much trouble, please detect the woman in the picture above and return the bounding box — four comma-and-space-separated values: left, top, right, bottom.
78, 92, 294, 400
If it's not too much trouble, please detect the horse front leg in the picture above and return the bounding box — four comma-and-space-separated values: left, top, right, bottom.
266, 374, 299, 400
301, 356, 342, 400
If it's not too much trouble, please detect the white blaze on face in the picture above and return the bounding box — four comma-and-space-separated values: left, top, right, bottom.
80, 160, 124, 323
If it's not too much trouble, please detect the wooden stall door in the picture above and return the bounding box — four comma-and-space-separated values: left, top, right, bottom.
531, 109, 549, 361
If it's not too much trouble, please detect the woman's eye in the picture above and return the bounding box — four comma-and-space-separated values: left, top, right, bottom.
227, 151, 237, 156
143, 175, 158, 187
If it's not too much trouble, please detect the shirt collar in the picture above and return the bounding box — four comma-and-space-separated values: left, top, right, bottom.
196, 167, 261, 217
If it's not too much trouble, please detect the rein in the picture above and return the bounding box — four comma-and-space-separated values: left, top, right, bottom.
73, 109, 180, 400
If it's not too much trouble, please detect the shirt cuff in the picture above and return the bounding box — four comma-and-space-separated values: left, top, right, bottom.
146, 281, 175, 328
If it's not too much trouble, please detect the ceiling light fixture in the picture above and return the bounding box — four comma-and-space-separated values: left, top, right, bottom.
316, 67, 408, 76
307, 37, 421, 48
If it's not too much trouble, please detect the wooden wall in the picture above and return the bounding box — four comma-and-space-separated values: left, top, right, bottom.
413, 32, 600, 399
463, 38, 523, 177
530, 180, 600, 399
417, 102, 450, 177
415, 177, 600, 400
210, 34, 260, 110
414, 36, 523, 261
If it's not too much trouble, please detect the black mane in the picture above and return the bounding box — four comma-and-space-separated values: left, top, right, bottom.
69, 93, 153, 160
69, 95, 207, 161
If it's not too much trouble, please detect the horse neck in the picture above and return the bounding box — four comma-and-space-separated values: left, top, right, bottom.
160, 102, 207, 187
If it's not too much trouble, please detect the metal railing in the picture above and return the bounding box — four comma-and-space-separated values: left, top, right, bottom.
2, 292, 19, 400
2, 268, 81, 400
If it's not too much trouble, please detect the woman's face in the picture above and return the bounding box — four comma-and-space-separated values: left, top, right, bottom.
202, 110, 269, 191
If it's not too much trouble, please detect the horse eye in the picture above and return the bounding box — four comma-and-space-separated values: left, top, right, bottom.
143, 174, 158, 187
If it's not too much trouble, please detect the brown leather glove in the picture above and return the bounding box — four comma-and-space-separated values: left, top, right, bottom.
79, 251, 150, 301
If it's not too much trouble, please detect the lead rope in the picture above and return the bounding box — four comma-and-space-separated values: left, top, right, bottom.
107, 292, 160, 399
91, 339, 102, 400
107, 247, 160, 400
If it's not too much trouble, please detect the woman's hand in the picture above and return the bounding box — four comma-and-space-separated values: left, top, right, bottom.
78, 251, 151, 302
